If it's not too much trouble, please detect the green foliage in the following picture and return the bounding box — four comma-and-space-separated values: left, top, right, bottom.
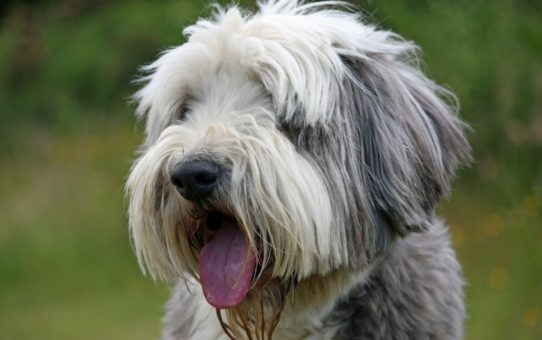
0, 0, 541, 339
0, 0, 204, 141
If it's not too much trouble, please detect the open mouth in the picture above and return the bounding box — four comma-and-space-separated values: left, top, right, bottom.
198, 211, 257, 309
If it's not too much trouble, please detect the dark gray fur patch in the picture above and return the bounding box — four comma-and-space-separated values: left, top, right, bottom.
327, 219, 464, 340
340, 57, 471, 238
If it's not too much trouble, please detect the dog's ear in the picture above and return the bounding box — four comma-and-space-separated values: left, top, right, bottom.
341, 53, 471, 236
246, 4, 471, 237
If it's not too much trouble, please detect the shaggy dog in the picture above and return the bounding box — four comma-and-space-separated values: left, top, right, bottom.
127, 1, 471, 339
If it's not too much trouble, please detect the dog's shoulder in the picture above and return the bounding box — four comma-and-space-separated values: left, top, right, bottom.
329, 220, 464, 340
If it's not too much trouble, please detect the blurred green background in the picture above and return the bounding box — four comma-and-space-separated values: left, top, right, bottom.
0, 0, 540, 339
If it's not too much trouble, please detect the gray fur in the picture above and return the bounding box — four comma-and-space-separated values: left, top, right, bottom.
329, 219, 464, 340
280, 48, 471, 271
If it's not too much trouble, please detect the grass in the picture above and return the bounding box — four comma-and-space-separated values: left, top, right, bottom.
443, 184, 542, 339
0, 123, 169, 339
0, 0, 541, 339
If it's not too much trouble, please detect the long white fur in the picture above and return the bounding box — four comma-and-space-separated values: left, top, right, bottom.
128, 69, 337, 282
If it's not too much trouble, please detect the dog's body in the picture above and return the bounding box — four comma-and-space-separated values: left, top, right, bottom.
127, 1, 471, 339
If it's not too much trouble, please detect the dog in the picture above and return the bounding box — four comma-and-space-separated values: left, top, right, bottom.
127, 1, 472, 339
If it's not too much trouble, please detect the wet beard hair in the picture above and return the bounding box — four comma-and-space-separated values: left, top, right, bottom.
182, 204, 294, 340
217, 276, 294, 340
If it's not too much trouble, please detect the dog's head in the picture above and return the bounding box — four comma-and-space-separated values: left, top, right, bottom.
127, 0, 470, 336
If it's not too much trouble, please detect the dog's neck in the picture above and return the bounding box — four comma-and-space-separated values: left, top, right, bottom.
273, 268, 373, 339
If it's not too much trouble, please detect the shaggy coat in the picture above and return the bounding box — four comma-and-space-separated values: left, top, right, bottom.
127, 1, 471, 339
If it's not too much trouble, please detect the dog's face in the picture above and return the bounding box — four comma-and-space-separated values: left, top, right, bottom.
127, 0, 470, 335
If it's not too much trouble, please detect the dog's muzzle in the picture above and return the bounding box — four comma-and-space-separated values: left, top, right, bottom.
170, 159, 223, 201
170, 158, 257, 309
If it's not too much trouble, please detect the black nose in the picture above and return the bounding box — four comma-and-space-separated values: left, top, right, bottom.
170, 159, 222, 201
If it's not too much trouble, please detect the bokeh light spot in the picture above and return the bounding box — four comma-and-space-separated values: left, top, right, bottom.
524, 306, 541, 329
488, 268, 509, 290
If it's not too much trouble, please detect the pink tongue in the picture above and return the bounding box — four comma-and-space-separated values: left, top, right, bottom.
199, 217, 256, 309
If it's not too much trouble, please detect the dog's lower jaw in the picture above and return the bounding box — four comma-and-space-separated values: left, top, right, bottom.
163, 219, 464, 340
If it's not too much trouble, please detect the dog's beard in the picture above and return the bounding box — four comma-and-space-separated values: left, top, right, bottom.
217, 272, 294, 340
185, 206, 294, 340
178, 200, 303, 340
150, 197, 289, 338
